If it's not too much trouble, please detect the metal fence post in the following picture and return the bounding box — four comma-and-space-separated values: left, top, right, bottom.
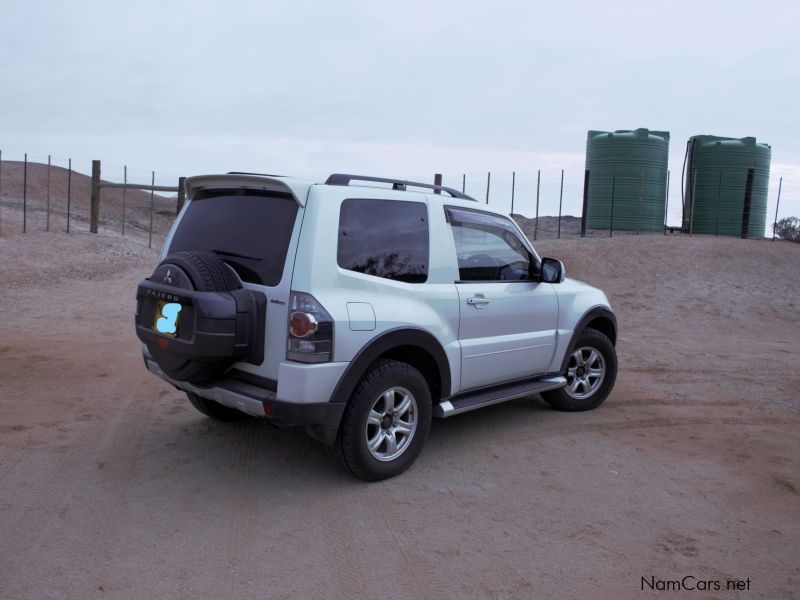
637, 171, 644, 235
558, 169, 564, 239
534, 170, 541, 241
609, 169, 616, 238
510, 171, 516, 215
90, 160, 101, 233
0, 149, 4, 234
741, 166, 755, 239
689, 168, 697, 236
66, 158, 72, 233
122, 166, 127, 236
581, 170, 589, 238
664, 169, 670, 235
485, 172, 491, 205
46, 155, 51, 231
148, 171, 155, 249
23, 153, 27, 233
715, 170, 722, 237
772, 176, 782, 240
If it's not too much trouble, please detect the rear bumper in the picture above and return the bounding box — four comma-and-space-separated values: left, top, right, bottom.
143, 350, 346, 444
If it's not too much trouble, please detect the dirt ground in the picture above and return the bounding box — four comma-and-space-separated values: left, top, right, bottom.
1, 205, 798, 599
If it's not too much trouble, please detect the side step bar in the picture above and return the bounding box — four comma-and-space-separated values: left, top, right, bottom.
433, 375, 567, 418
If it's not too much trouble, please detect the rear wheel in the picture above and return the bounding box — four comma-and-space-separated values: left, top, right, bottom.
542, 328, 617, 411
328, 360, 432, 481
187, 392, 248, 421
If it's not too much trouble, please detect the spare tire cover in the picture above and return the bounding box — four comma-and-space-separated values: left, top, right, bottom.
143, 251, 242, 384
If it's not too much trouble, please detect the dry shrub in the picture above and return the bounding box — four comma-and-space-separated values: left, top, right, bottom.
773, 217, 800, 243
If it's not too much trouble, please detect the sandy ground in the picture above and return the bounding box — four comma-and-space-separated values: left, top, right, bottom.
1, 204, 799, 599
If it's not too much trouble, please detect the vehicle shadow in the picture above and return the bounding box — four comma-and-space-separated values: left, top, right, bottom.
128, 393, 567, 496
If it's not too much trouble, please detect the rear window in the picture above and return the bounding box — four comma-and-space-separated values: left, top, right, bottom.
337, 198, 429, 283
168, 189, 298, 286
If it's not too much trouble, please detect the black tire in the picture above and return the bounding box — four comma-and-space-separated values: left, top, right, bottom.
542, 328, 617, 411
187, 392, 248, 421
159, 251, 241, 292
328, 360, 432, 481
147, 252, 241, 384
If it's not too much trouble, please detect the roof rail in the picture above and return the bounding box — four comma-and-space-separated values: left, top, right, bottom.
325, 173, 476, 201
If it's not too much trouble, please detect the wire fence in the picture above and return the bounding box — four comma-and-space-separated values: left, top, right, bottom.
0, 150, 797, 245
432, 168, 797, 240
0, 152, 182, 248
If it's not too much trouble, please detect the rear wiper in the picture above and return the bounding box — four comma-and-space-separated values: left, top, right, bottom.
212, 248, 262, 261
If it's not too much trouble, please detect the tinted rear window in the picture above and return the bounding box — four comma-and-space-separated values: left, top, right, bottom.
337, 198, 429, 283
168, 189, 298, 286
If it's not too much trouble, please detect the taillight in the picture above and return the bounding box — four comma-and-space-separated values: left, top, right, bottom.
289, 311, 318, 337
286, 292, 333, 363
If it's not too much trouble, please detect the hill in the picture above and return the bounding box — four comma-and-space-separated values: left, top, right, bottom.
512, 213, 582, 239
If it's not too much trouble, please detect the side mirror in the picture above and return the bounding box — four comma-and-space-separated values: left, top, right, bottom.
540, 257, 565, 283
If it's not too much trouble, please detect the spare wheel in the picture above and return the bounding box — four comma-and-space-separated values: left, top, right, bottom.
134, 251, 266, 384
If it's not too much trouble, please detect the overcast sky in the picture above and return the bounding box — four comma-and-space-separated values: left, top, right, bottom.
1, 0, 798, 222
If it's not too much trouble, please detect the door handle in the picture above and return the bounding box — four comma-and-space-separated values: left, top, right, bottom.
467, 295, 490, 308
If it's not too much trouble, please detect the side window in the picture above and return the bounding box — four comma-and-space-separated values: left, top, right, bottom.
338, 198, 429, 283
446, 207, 534, 282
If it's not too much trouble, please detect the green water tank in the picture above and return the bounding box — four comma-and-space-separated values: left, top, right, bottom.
584, 129, 670, 232
682, 135, 771, 238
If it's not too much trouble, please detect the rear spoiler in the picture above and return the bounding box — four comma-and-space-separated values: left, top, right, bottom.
184, 174, 310, 206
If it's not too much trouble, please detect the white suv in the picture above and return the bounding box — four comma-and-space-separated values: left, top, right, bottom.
135, 173, 618, 480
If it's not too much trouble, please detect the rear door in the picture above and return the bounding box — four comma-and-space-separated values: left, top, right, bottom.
446, 207, 558, 391
166, 188, 302, 380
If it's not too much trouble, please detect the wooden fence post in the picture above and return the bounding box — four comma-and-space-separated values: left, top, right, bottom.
90, 160, 101, 233
176, 176, 186, 214
433, 173, 442, 194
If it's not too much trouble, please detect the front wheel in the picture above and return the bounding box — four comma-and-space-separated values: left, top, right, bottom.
542, 329, 617, 411
328, 360, 432, 481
